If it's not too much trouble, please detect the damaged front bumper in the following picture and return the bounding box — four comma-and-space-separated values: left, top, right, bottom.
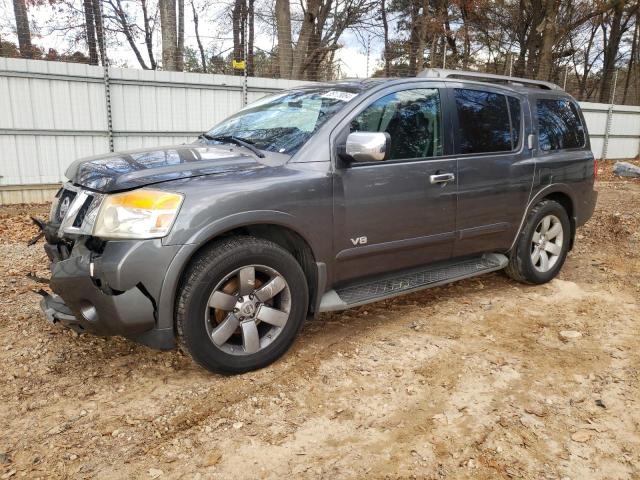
41, 236, 182, 350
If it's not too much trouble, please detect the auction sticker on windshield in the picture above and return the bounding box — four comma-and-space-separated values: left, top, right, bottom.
321, 90, 358, 102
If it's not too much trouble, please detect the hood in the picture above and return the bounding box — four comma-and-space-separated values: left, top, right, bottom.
65, 144, 268, 193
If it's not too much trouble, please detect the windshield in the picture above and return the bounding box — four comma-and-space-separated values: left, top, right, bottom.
203, 88, 359, 154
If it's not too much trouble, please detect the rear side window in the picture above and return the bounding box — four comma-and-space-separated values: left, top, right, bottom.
537, 99, 585, 151
454, 89, 519, 154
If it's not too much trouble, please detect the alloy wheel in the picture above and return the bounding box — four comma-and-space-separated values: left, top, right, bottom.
531, 214, 564, 273
205, 265, 291, 355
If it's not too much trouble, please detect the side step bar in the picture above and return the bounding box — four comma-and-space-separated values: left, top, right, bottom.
318, 253, 508, 312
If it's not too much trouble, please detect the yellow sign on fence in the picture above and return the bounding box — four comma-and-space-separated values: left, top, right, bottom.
232, 59, 246, 70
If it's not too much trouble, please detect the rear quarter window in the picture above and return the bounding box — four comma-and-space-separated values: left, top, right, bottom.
537, 99, 585, 151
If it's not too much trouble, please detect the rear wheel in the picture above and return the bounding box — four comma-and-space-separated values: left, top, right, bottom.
505, 199, 571, 284
176, 236, 308, 374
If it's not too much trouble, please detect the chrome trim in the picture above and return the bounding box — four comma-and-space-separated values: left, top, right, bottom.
58, 190, 89, 232
54, 183, 105, 237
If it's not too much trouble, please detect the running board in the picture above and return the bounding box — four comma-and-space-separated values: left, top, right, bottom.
318, 253, 508, 312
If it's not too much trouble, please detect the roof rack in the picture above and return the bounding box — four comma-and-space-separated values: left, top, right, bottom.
417, 68, 562, 91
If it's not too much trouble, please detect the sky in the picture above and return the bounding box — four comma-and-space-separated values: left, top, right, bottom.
0, 0, 383, 78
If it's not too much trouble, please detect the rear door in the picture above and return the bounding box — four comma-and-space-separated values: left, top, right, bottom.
450, 86, 535, 257
332, 85, 458, 284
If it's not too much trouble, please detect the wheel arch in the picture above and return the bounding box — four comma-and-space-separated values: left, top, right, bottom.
509, 184, 577, 253
162, 218, 322, 333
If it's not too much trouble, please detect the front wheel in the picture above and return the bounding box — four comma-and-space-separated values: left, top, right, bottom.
176, 236, 309, 374
505, 199, 571, 284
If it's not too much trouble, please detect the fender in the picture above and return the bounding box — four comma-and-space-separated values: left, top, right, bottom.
156, 209, 322, 330
507, 183, 577, 253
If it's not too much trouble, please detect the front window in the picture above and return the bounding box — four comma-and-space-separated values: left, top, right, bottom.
204, 88, 358, 154
350, 88, 443, 160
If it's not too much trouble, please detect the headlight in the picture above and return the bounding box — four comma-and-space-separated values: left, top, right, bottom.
93, 189, 184, 239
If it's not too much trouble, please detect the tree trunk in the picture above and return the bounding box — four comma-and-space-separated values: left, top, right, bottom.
460, 0, 471, 69
176, 0, 184, 71
292, 0, 320, 79
408, 0, 420, 76
12, 0, 32, 58
622, 14, 638, 104
111, 0, 149, 69
247, 0, 255, 76
381, 0, 390, 76
141, 0, 157, 69
536, 0, 560, 80
599, 2, 626, 103
232, 0, 244, 76
577, 21, 597, 100
275, 0, 293, 78
83, 0, 98, 65
191, 0, 207, 72
159, 0, 178, 70
91, 0, 107, 65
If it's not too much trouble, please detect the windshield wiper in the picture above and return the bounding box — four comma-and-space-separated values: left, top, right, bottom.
200, 133, 265, 158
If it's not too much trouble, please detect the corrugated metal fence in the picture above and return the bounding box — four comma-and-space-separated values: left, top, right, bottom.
0, 58, 307, 203
1, 57, 639, 204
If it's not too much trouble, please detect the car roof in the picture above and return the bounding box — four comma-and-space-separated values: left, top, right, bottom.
304, 70, 572, 98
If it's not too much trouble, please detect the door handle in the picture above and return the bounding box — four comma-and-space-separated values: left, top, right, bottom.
429, 173, 455, 184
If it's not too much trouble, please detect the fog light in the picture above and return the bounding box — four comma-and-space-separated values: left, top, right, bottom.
79, 301, 98, 322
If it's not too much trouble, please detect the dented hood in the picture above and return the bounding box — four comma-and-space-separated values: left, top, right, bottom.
65, 143, 269, 193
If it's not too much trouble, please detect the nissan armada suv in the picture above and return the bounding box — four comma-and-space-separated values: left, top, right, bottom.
39, 69, 597, 374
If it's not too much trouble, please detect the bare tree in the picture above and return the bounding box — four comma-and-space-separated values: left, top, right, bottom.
623, 12, 639, 103
570, 17, 602, 100
159, 0, 178, 70
232, 0, 245, 75
380, 0, 390, 76
12, 0, 33, 58
82, 0, 98, 64
177, 0, 184, 70
247, 0, 255, 75
191, 0, 207, 71
599, 0, 640, 102
106, 0, 152, 68
275, 0, 293, 77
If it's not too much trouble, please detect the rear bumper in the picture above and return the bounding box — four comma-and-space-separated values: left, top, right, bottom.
41, 237, 182, 349
576, 188, 598, 227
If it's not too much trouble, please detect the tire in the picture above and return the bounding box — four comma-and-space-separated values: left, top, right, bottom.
505, 199, 571, 285
176, 236, 309, 374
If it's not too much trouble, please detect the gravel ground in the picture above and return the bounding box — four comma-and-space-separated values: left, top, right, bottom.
0, 163, 639, 479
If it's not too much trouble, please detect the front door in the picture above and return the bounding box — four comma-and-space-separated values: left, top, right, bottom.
332, 87, 458, 284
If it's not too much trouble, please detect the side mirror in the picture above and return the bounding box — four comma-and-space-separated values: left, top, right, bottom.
344, 132, 390, 163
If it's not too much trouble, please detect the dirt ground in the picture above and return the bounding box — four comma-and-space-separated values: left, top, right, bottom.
0, 162, 639, 480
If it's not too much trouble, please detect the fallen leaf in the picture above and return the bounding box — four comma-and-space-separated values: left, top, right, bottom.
571, 430, 593, 443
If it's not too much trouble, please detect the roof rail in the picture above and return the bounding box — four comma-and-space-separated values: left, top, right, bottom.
417, 68, 562, 91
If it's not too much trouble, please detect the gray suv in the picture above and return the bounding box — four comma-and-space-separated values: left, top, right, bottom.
39, 69, 597, 374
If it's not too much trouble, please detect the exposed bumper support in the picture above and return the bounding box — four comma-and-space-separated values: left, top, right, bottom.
40, 237, 181, 350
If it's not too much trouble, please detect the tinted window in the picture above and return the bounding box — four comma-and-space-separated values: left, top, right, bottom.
508, 96, 521, 148
351, 88, 442, 160
455, 89, 511, 154
537, 99, 585, 151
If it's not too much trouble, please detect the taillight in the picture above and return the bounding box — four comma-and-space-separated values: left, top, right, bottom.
594, 159, 598, 180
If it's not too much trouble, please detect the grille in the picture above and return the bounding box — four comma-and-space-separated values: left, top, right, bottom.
72, 195, 95, 227
52, 184, 104, 236
54, 189, 77, 223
